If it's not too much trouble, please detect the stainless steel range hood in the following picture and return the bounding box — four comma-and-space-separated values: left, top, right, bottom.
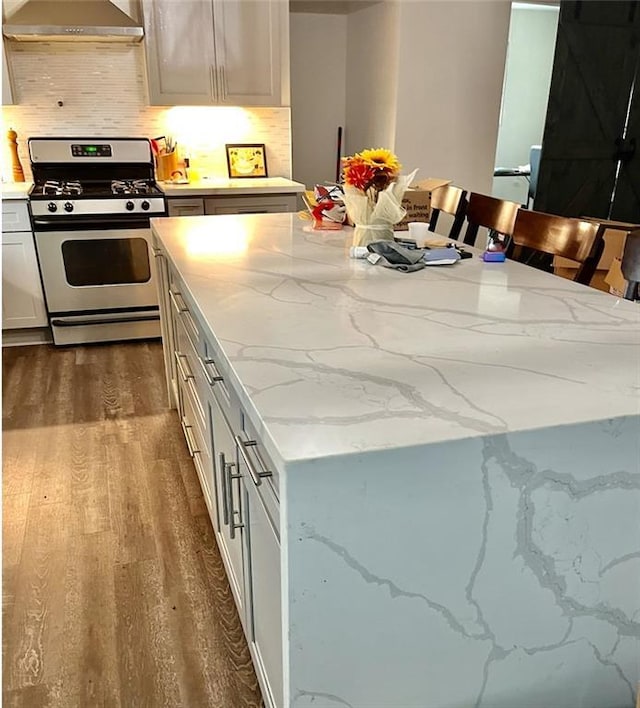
3, 0, 144, 43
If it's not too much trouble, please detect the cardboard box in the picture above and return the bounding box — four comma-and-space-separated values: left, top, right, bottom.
604, 256, 628, 297
395, 177, 451, 231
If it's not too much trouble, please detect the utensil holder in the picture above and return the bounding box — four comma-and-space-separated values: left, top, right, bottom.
156, 152, 179, 182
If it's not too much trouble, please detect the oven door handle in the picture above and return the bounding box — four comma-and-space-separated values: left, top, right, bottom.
32, 215, 155, 230
51, 313, 160, 327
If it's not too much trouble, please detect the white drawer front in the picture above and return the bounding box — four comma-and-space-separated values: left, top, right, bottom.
2, 200, 31, 232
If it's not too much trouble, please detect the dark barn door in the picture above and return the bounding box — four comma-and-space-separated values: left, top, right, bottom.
535, 1, 640, 222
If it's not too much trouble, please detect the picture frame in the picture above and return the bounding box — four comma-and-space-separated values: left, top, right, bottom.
225, 143, 268, 179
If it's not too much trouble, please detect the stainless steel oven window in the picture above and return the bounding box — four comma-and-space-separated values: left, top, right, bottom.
61, 237, 151, 286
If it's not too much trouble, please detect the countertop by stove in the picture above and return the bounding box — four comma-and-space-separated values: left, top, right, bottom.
159, 176, 305, 197
1, 182, 33, 200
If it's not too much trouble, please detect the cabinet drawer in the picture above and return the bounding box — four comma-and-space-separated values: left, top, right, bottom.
167, 198, 205, 217
203, 337, 243, 433
175, 317, 208, 445
2, 200, 31, 232
180, 378, 215, 516
204, 194, 298, 215
168, 273, 205, 356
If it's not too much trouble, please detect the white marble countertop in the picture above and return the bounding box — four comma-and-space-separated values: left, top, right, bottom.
1, 182, 33, 200
151, 213, 640, 465
160, 176, 305, 197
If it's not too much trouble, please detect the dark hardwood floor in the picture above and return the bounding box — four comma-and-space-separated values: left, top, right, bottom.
2, 341, 263, 708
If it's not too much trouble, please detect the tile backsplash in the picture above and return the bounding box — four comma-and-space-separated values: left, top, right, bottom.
1, 42, 292, 182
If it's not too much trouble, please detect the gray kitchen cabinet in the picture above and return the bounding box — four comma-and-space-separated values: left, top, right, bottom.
154, 234, 283, 706
237, 433, 283, 708
2, 38, 14, 105
204, 194, 297, 215
167, 198, 205, 217
166, 194, 298, 216
208, 385, 248, 625
2, 201, 48, 330
141, 0, 289, 107
152, 243, 179, 408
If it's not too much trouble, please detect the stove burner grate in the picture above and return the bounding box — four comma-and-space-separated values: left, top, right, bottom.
43, 180, 83, 196
111, 179, 154, 195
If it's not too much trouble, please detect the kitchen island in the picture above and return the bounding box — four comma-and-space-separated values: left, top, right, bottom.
151, 213, 640, 708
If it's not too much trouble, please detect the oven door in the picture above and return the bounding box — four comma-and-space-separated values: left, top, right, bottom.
34, 227, 158, 314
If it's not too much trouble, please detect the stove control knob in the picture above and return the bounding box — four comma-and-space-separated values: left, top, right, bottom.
141, 200, 150, 211
126, 201, 135, 211
47, 202, 57, 213
64, 202, 74, 212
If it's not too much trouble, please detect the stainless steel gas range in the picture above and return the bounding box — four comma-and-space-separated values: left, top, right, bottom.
29, 137, 166, 346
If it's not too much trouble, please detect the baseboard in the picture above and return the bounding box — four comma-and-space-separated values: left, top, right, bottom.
2, 327, 53, 347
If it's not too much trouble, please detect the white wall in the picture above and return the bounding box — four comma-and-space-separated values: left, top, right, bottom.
290, 12, 348, 188
344, 1, 399, 155
394, 1, 511, 195
492, 2, 559, 204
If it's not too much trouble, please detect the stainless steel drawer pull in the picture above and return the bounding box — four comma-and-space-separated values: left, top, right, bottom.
222, 451, 244, 539
174, 352, 194, 382
182, 310, 200, 346
220, 452, 230, 526
168, 288, 188, 315
202, 357, 224, 385
235, 435, 273, 487
180, 418, 200, 457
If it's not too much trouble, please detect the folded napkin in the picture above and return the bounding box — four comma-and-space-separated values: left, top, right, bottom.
366, 241, 426, 272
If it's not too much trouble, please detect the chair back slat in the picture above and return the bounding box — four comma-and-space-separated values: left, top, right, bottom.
428, 185, 468, 240
463, 193, 520, 246
512, 210, 600, 263
511, 209, 605, 285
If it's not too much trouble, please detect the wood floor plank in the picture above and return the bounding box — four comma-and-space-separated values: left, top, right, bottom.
3, 430, 37, 498
3, 501, 71, 691
55, 530, 120, 708
3, 342, 264, 708
114, 558, 182, 708
106, 438, 156, 565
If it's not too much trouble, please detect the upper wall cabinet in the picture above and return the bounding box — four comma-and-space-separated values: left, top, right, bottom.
141, 0, 289, 107
2, 39, 14, 105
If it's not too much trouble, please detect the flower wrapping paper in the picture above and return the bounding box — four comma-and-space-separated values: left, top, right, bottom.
344, 168, 418, 247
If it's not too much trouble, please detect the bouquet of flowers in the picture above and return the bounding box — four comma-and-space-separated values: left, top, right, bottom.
342, 148, 417, 247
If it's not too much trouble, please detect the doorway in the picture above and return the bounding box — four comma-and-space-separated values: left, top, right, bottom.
492, 2, 560, 206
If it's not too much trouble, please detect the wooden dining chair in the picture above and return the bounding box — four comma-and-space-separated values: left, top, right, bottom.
428, 185, 468, 240
462, 192, 520, 246
510, 209, 605, 286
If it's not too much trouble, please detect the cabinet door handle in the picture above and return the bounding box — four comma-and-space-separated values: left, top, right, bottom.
210, 64, 218, 101
174, 352, 194, 382
223, 453, 244, 539
235, 434, 272, 487
220, 451, 230, 526
222, 65, 228, 100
